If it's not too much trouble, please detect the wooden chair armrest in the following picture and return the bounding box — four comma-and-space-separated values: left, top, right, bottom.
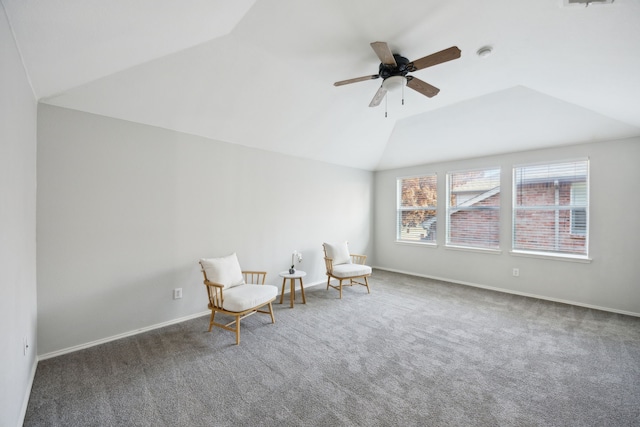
350, 253, 367, 265
242, 271, 267, 285
203, 279, 224, 310
203, 279, 224, 289
324, 257, 334, 273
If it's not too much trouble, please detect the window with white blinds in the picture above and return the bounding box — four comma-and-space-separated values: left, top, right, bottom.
397, 174, 437, 243
446, 168, 501, 249
512, 160, 589, 256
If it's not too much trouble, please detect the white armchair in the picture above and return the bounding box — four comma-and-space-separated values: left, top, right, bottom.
199, 253, 277, 345
323, 242, 372, 298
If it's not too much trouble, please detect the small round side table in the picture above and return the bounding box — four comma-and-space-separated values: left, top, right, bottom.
278, 270, 306, 308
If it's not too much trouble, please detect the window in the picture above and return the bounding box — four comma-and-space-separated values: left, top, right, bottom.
446, 167, 501, 249
397, 174, 437, 243
570, 182, 587, 236
513, 160, 589, 256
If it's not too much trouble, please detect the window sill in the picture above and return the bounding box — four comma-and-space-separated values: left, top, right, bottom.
510, 250, 592, 263
395, 240, 438, 249
445, 245, 502, 255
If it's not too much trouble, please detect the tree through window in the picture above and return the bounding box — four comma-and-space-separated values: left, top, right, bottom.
397, 174, 437, 243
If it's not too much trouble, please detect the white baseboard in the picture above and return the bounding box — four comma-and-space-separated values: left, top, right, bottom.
38, 311, 210, 361
34, 271, 638, 362
279, 279, 325, 293
37, 280, 328, 362
373, 266, 640, 318
19, 356, 38, 427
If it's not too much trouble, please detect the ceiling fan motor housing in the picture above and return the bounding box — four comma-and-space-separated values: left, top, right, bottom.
379, 54, 411, 79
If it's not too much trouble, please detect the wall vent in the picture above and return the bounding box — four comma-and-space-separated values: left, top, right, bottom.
563, 0, 614, 6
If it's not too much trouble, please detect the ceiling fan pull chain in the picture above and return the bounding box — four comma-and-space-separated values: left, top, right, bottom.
385, 94, 388, 118
402, 83, 405, 105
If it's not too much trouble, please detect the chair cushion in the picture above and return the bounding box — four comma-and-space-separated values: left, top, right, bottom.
200, 253, 245, 290
324, 241, 351, 265
222, 284, 278, 312
331, 263, 372, 278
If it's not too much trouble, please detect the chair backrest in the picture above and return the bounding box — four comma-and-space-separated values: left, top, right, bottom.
242, 271, 266, 285
323, 242, 352, 266
199, 252, 246, 290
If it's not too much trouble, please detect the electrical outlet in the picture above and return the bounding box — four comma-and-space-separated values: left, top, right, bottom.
173, 288, 183, 299
23, 337, 29, 356
512, 268, 520, 277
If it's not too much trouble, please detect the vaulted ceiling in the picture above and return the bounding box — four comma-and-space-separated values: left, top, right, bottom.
3, 0, 639, 170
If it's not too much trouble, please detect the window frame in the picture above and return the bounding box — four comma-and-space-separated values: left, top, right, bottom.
396, 173, 438, 245
511, 158, 590, 260
570, 182, 587, 236
445, 166, 501, 251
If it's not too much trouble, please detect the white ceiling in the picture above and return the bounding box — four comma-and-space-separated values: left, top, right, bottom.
3, 0, 640, 170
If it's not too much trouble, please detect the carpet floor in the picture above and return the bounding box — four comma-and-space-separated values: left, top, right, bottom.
24, 269, 640, 426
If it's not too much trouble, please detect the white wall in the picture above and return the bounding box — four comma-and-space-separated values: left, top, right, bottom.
374, 138, 640, 315
36, 104, 374, 356
0, 5, 38, 427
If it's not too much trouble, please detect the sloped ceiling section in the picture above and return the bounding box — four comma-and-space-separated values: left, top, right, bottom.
2, 0, 258, 98
4, 0, 640, 171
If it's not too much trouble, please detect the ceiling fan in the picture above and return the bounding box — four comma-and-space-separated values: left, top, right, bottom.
334, 42, 461, 108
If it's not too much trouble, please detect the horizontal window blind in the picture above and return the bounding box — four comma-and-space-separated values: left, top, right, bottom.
397, 175, 437, 243
513, 160, 589, 256
447, 168, 500, 249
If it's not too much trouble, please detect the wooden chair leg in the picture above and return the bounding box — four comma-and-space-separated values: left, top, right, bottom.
235, 315, 241, 345
267, 302, 275, 323
326, 276, 331, 290
339, 279, 343, 299
208, 311, 215, 332
364, 276, 370, 294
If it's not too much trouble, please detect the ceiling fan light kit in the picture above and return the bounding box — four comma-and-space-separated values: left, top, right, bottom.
334, 41, 461, 116
382, 75, 407, 92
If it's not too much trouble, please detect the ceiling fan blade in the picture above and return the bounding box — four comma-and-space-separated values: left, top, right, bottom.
334, 74, 379, 86
409, 46, 461, 71
406, 76, 440, 98
369, 85, 387, 107
370, 41, 397, 66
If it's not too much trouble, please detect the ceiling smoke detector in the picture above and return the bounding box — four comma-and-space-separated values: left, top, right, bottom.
476, 46, 493, 58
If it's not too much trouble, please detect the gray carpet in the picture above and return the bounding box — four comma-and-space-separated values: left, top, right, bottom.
24, 270, 640, 426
